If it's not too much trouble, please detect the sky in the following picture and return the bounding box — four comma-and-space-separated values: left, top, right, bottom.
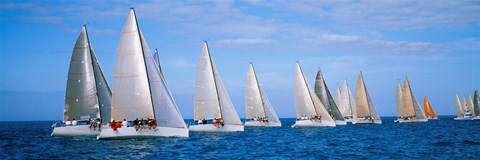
0, 0, 479, 121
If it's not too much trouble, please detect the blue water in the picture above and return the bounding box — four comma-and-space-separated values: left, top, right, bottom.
1, 116, 479, 159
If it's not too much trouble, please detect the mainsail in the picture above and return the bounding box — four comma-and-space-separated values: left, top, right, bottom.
474, 90, 480, 116
401, 77, 425, 119
423, 96, 437, 118
293, 63, 334, 122
111, 9, 186, 129
355, 72, 381, 122
396, 80, 402, 118
245, 63, 280, 123
194, 42, 242, 125
314, 69, 344, 121
341, 80, 356, 119
455, 94, 464, 116
64, 26, 111, 122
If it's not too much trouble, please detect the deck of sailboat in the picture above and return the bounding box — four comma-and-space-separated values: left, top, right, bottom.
394, 118, 428, 123
97, 127, 189, 140
51, 125, 100, 137
244, 121, 281, 127
189, 124, 244, 132
291, 119, 336, 127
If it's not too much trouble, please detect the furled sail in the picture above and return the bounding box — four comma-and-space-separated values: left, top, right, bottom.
245, 63, 280, 123
294, 63, 334, 122
64, 26, 101, 122
355, 72, 381, 122
314, 69, 344, 120
455, 94, 464, 116
474, 90, 480, 116
341, 80, 356, 118
140, 32, 186, 128
111, 9, 155, 121
423, 96, 437, 118
195, 42, 241, 125
396, 80, 402, 118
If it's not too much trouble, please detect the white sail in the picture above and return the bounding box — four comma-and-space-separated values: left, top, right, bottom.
140, 33, 186, 128
462, 96, 468, 112
355, 72, 381, 123
194, 42, 241, 125
333, 83, 342, 111
467, 95, 474, 113
64, 26, 101, 122
293, 63, 334, 122
111, 10, 154, 121
245, 64, 266, 119
245, 63, 280, 123
194, 42, 221, 120
341, 80, 356, 118
396, 80, 402, 118
455, 94, 464, 115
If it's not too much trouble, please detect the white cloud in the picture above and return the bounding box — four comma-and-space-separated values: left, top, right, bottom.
215, 38, 276, 45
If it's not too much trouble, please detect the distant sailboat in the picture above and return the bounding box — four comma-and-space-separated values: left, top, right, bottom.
339, 80, 357, 124
189, 41, 244, 132
292, 62, 335, 127
394, 77, 427, 123
454, 94, 473, 120
51, 25, 112, 137
314, 68, 346, 125
423, 96, 439, 120
355, 72, 382, 124
97, 8, 188, 139
244, 63, 281, 127
472, 90, 480, 120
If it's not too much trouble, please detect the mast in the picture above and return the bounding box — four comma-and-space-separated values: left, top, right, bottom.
132, 8, 157, 119
205, 41, 223, 119
298, 62, 319, 116
251, 63, 267, 118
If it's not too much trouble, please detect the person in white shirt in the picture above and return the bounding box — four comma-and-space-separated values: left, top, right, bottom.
65, 120, 72, 126
121, 119, 128, 127
71, 119, 78, 126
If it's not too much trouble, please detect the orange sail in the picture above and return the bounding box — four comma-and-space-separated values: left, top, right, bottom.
423, 96, 438, 118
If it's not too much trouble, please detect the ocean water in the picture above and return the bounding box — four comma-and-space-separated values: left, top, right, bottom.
1, 116, 479, 159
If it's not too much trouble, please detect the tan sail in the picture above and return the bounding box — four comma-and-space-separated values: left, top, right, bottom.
355, 72, 370, 118
423, 96, 437, 118
401, 78, 416, 117
396, 80, 402, 118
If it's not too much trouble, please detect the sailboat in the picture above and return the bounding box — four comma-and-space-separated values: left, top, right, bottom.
51, 25, 112, 137
244, 63, 281, 127
394, 77, 428, 123
472, 90, 480, 120
292, 62, 335, 127
355, 72, 382, 124
314, 68, 346, 125
424, 96, 439, 120
338, 80, 357, 124
189, 41, 244, 132
454, 94, 473, 120
97, 8, 188, 139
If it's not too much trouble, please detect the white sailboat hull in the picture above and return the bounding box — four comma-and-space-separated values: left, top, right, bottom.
394, 118, 428, 123
244, 121, 281, 127
291, 120, 335, 127
473, 116, 480, 120
344, 118, 357, 124
335, 120, 347, 125
51, 125, 99, 137
189, 124, 244, 132
454, 117, 474, 120
97, 126, 189, 140
426, 117, 439, 120
356, 119, 382, 124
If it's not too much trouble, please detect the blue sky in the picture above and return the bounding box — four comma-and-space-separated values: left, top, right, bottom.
1, 0, 479, 121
